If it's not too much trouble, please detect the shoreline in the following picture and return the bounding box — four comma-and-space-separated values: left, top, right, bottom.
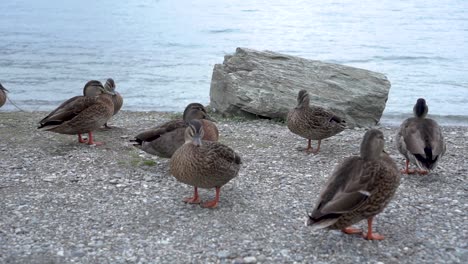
2, 107, 468, 127
0, 111, 466, 263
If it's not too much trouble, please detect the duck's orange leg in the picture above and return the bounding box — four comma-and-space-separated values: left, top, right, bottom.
311, 140, 321, 154
87, 132, 104, 146
401, 159, 416, 174
184, 187, 201, 204
342, 226, 362, 234
78, 134, 87, 143
303, 139, 315, 154
362, 217, 385, 240
201, 187, 220, 208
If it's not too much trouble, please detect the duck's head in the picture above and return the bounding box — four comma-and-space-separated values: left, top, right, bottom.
185, 120, 204, 146
296, 89, 310, 108
83, 80, 104, 96
0, 83, 8, 92
183, 108, 216, 122
104, 78, 116, 92
84, 80, 116, 96
360, 129, 385, 160
183, 103, 207, 117
413, 98, 428, 118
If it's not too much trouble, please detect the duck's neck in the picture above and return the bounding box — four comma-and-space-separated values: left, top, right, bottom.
99, 93, 114, 102
360, 143, 383, 161
413, 100, 428, 118
297, 96, 310, 109
85, 86, 102, 96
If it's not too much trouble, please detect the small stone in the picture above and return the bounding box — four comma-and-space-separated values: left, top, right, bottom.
109, 179, 119, 184
144, 176, 154, 182
257, 255, 266, 262
14, 228, 26, 234
280, 249, 290, 257
217, 250, 230, 259
71, 250, 85, 258
243, 256, 257, 263
43, 176, 56, 182
233, 257, 244, 264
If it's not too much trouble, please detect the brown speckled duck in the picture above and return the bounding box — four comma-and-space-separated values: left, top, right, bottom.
83, 78, 123, 128
306, 129, 400, 240
397, 98, 446, 175
38, 80, 115, 145
132, 103, 218, 158
287, 89, 346, 154
170, 120, 242, 208
0, 83, 8, 108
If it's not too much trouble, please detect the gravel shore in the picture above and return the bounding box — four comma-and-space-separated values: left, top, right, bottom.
0, 111, 467, 263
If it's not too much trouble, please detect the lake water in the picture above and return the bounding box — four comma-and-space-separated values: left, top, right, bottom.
1, 0, 467, 125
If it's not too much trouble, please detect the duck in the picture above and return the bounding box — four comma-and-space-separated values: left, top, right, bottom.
38, 80, 115, 145
287, 89, 346, 154
0, 83, 8, 108
306, 129, 400, 240
83, 78, 123, 128
396, 98, 446, 174
132, 103, 218, 158
170, 119, 242, 208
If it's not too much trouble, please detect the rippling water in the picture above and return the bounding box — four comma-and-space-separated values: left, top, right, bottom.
1, 0, 467, 124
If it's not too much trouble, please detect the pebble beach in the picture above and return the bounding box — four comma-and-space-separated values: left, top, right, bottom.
0, 111, 466, 263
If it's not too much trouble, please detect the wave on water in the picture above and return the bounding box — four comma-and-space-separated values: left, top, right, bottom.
380, 114, 468, 127
373, 55, 450, 62
206, 29, 241, 34
336, 55, 451, 64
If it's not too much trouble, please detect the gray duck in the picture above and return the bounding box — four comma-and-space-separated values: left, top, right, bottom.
83, 78, 123, 128
132, 103, 218, 158
0, 83, 8, 108
38, 80, 115, 145
396, 98, 446, 174
306, 129, 400, 240
287, 89, 346, 154
170, 120, 242, 208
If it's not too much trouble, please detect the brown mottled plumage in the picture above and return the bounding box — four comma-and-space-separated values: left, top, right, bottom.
83, 78, 123, 128
38, 80, 115, 145
397, 98, 446, 175
306, 129, 400, 240
170, 120, 242, 208
0, 83, 8, 108
287, 89, 346, 154
104, 78, 123, 116
132, 103, 218, 158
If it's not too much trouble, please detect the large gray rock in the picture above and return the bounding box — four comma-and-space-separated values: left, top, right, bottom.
209, 47, 391, 127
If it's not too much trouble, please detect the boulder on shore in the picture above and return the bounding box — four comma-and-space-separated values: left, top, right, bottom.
209, 47, 391, 127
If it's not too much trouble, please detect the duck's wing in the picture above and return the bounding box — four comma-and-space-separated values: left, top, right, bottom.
402, 118, 444, 156
424, 119, 445, 157
207, 142, 242, 165
401, 119, 426, 155
38, 96, 99, 128
133, 119, 186, 144
308, 106, 346, 128
311, 157, 372, 219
